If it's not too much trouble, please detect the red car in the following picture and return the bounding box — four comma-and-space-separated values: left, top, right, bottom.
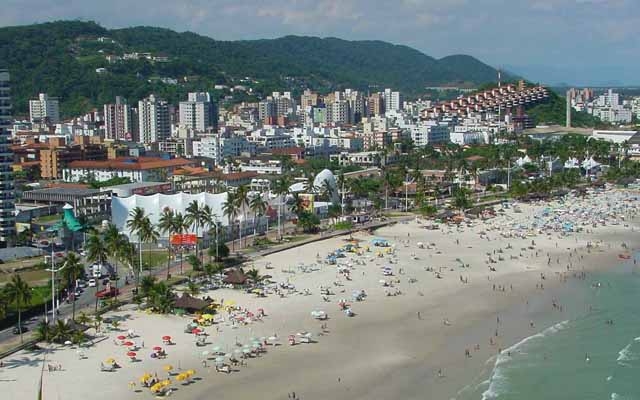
95, 287, 119, 298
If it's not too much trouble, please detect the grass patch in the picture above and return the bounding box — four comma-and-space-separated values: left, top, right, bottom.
333, 221, 353, 230
140, 250, 169, 270
0, 269, 50, 285
33, 213, 62, 223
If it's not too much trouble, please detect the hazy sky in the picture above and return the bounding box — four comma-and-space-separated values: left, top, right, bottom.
2, 0, 638, 85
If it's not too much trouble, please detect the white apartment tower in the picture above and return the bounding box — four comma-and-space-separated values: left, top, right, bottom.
383, 88, 403, 113
29, 93, 60, 124
0, 71, 16, 247
179, 92, 218, 132
138, 94, 170, 144
104, 96, 136, 141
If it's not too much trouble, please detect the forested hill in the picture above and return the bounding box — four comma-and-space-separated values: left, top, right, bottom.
0, 21, 502, 117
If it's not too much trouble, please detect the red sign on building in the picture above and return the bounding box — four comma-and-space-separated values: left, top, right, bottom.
170, 234, 197, 246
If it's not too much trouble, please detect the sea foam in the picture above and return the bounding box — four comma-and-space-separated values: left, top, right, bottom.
481, 320, 569, 399
616, 340, 638, 366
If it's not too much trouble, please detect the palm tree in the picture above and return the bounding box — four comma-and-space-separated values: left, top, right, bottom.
187, 281, 200, 296
185, 200, 206, 257
246, 268, 261, 283
61, 252, 84, 322
103, 224, 126, 300
157, 208, 176, 280
234, 185, 250, 247
126, 207, 147, 288
5, 274, 32, 343
272, 176, 291, 240
148, 282, 175, 314
172, 212, 189, 274
140, 275, 157, 299
222, 191, 239, 252
138, 216, 159, 273
117, 241, 136, 284
85, 232, 107, 311
249, 195, 267, 236
186, 254, 202, 272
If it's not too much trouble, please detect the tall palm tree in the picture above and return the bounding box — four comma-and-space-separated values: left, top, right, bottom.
157, 208, 176, 280
61, 252, 84, 322
249, 195, 267, 236
273, 177, 291, 240
126, 207, 146, 285
234, 185, 249, 247
185, 200, 206, 257
172, 212, 189, 274
138, 217, 159, 271
5, 274, 32, 343
85, 232, 107, 311
222, 191, 239, 252
103, 223, 127, 300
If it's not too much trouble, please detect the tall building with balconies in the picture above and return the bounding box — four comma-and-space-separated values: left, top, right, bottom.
179, 92, 219, 133
0, 70, 16, 247
138, 94, 170, 144
104, 96, 137, 141
29, 93, 60, 124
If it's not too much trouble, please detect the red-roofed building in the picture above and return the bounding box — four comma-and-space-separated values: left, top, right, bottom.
63, 157, 196, 183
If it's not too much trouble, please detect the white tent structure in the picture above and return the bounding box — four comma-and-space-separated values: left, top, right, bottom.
112, 192, 229, 238
516, 155, 532, 167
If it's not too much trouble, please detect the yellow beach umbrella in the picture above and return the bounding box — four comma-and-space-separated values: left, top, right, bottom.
139, 373, 152, 383
163, 365, 173, 372
150, 383, 163, 393
105, 357, 115, 364
161, 379, 171, 387
202, 314, 214, 320
175, 373, 187, 382
186, 369, 196, 376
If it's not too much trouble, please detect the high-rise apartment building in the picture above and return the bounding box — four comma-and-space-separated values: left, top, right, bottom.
0, 70, 16, 247
272, 92, 295, 118
383, 88, 403, 113
179, 92, 219, 132
138, 94, 170, 144
258, 99, 277, 124
104, 96, 136, 141
29, 93, 60, 124
345, 89, 365, 124
300, 90, 319, 110
368, 93, 385, 116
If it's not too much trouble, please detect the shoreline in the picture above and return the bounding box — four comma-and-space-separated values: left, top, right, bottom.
1, 189, 638, 400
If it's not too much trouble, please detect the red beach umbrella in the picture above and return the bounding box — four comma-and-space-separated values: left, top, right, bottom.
153, 346, 162, 351
162, 336, 171, 341
127, 351, 137, 357
191, 328, 201, 334
123, 341, 134, 346
117, 335, 126, 340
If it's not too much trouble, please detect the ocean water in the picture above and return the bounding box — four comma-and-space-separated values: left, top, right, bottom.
460, 261, 640, 400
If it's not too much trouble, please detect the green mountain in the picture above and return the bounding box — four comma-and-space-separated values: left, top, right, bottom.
0, 21, 503, 117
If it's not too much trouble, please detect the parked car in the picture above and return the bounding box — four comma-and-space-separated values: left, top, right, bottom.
12, 324, 28, 335
88, 279, 96, 287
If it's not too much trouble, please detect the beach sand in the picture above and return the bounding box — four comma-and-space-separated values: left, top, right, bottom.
1, 189, 639, 400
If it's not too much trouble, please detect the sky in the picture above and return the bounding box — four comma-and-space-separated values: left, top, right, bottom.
2, 0, 639, 85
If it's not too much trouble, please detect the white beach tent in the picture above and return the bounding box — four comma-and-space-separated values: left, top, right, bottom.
112, 192, 229, 238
